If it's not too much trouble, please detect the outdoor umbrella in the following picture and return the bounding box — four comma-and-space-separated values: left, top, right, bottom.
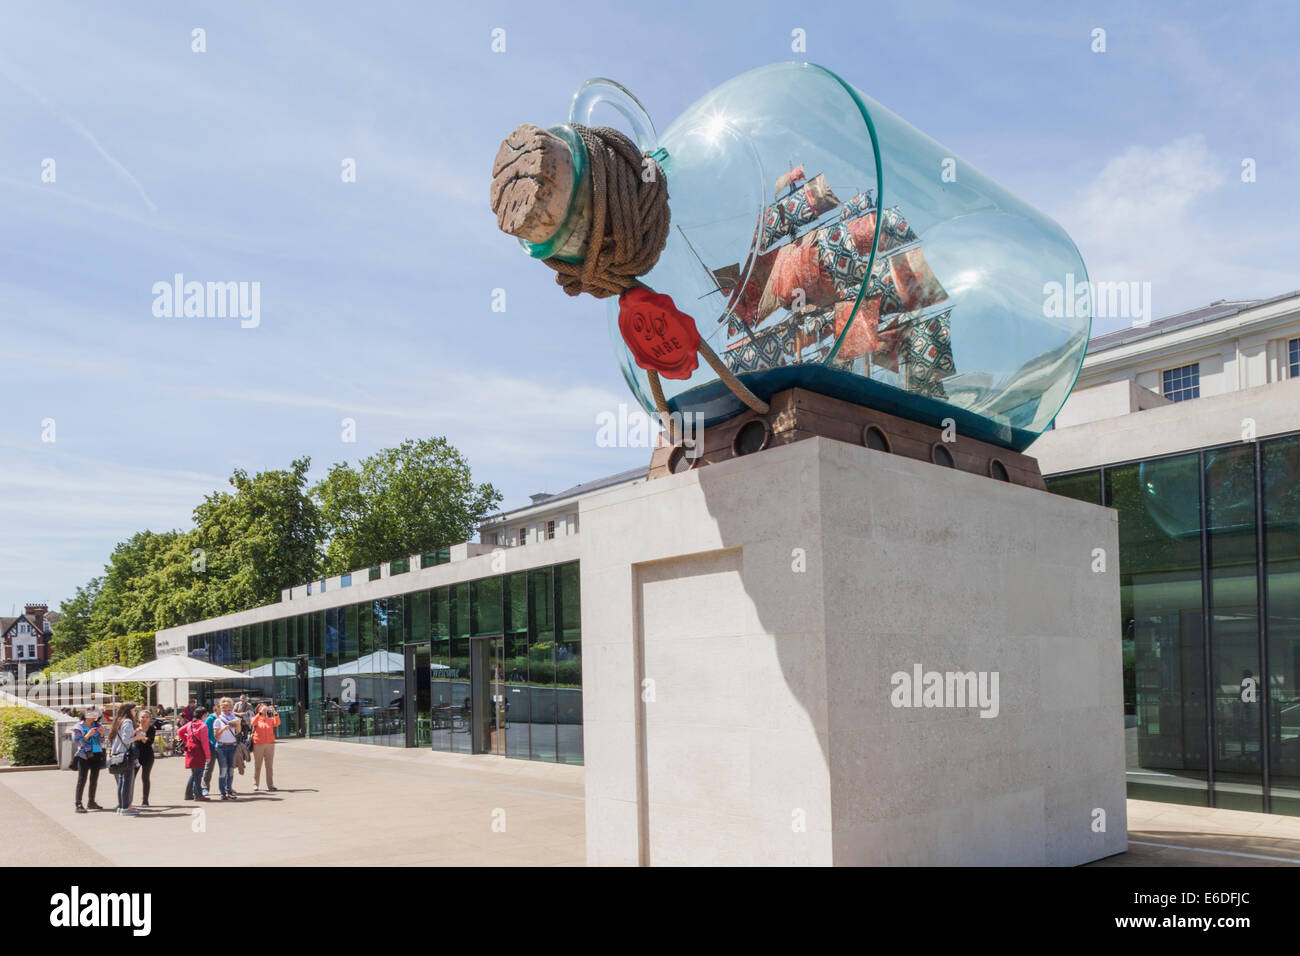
54, 665, 134, 709
55, 664, 133, 684
120, 655, 250, 722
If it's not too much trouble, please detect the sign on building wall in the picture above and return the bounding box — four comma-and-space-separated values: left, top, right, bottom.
155, 632, 187, 658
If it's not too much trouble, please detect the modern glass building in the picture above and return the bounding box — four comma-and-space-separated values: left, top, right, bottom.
161, 552, 583, 765
1047, 432, 1300, 813
1035, 291, 1300, 814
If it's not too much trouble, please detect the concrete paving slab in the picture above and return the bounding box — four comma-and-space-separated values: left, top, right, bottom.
0, 738, 584, 867
5, 746, 1300, 867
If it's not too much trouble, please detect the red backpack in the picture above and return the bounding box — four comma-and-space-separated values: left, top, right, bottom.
180, 720, 204, 756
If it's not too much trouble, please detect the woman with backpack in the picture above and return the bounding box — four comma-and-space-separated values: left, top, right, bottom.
107, 703, 146, 815
179, 707, 211, 801
71, 706, 107, 813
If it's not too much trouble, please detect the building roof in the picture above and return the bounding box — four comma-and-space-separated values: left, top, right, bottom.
0, 609, 57, 647
485, 466, 646, 523
1087, 290, 1300, 355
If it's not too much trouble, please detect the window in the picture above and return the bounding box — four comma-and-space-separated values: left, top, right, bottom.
320, 579, 327, 593
1289, 338, 1299, 378
15, 646, 22, 659
368, 566, 381, 582
340, 573, 351, 588
420, 548, 450, 568
307, 582, 312, 595
518, 528, 528, 546
546, 520, 556, 540
390, 558, 410, 575
1162, 363, 1200, 402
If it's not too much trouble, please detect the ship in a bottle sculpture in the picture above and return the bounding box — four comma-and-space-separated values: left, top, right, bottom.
490, 63, 1091, 484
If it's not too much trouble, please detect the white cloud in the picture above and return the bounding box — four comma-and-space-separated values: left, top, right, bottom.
1071, 134, 1223, 237
1059, 135, 1297, 328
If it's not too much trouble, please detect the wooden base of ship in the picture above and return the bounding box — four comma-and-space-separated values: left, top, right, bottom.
647, 387, 1046, 490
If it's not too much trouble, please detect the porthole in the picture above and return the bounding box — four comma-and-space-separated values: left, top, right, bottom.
862, 424, 891, 453
668, 444, 698, 474
989, 458, 1010, 482
732, 419, 770, 457
931, 443, 955, 468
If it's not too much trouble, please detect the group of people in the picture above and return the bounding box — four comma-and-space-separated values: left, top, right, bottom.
70, 693, 281, 815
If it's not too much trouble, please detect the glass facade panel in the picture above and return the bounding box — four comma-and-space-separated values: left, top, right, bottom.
410, 591, 430, 645
556, 562, 583, 764
389, 594, 405, 651
452, 582, 471, 639
529, 567, 557, 762
1206, 445, 1263, 810
308, 612, 324, 737
384, 597, 405, 744
1265, 436, 1300, 813
338, 604, 359, 742
168, 562, 580, 765
1105, 455, 1208, 805
422, 548, 451, 568
431, 587, 454, 752
473, 576, 503, 635
504, 572, 531, 760
1045, 470, 1101, 506
1047, 431, 1300, 814
449, 584, 472, 754
359, 601, 381, 742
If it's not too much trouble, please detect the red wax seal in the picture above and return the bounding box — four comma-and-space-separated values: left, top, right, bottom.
617, 288, 701, 380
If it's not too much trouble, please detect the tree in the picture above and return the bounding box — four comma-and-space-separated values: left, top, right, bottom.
191, 456, 323, 612
314, 437, 501, 573
51, 577, 102, 660
88, 530, 183, 642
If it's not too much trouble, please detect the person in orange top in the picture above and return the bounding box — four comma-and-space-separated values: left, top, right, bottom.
251, 702, 281, 792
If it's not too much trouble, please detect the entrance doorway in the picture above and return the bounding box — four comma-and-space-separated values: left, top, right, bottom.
404, 643, 432, 748
471, 636, 506, 756
294, 655, 309, 738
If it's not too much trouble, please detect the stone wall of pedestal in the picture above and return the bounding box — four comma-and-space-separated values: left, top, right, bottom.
578, 436, 1126, 866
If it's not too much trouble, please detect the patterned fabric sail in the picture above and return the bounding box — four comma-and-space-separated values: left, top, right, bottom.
758, 173, 842, 250
721, 166, 952, 389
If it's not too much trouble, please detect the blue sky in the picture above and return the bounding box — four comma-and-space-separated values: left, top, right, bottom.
2, 0, 1298, 613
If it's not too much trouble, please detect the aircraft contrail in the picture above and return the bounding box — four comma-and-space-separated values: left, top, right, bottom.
0, 55, 158, 213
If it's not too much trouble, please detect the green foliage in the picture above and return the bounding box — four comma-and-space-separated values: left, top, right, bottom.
43, 632, 155, 702
191, 456, 323, 614
50, 578, 101, 660
89, 531, 184, 641
0, 707, 56, 766
51, 437, 495, 656
314, 437, 501, 574
50, 458, 323, 665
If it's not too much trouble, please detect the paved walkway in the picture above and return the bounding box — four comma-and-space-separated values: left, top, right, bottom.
1089, 799, 1300, 866
0, 739, 585, 866
5, 746, 1300, 866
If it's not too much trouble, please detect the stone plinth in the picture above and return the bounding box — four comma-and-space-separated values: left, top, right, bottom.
578, 436, 1126, 865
